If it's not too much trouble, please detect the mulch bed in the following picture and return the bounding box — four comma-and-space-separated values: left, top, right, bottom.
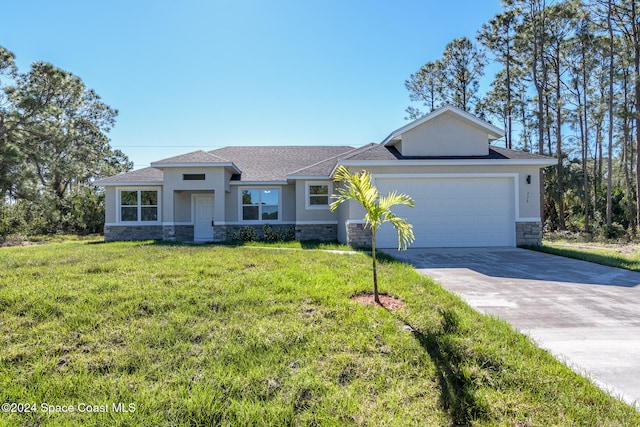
351, 293, 406, 311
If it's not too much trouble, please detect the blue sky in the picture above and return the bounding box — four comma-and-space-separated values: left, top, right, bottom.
1, 0, 504, 170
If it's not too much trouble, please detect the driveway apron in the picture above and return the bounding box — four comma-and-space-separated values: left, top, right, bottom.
384, 247, 640, 407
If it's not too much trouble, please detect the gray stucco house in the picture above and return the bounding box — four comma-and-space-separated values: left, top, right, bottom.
95, 105, 555, 248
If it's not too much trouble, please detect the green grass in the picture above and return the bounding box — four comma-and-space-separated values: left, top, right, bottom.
0, 241, 638, 426
533, 240, 640, 272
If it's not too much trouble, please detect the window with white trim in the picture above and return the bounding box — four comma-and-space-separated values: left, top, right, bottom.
306, 182, 331, 209
241, 189, 279, 221
119, 190, 159, 222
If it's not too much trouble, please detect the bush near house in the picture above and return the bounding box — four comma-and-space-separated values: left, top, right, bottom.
232, 224, 295, 242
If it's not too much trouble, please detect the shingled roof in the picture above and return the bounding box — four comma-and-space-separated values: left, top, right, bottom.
151, 150, 230, 165
93, 167, 164, 185
489, 146, 556, 160
385, 145, 555, 161
96, 142, 554, 186
287, 143, 397, 177
210, 146, 353, 181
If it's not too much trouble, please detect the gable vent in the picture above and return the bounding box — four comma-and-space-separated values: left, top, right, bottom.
183, 174, 205, 180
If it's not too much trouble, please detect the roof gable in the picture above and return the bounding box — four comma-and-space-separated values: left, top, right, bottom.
93, 167, 163, 185
210, 146, 354, 181
150, 150, 230, 166
287, 143, 397, 177
382, 104, 505, 157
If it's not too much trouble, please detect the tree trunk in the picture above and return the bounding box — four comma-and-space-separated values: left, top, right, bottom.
537, 90, 545, 155
545, 95, 553, 156
522, 87, 530, 151
595, 123, 603, 211
632, 1, 640, 231
555, 52, 565, 230
606, 0, 614, 228
372, 229, 380, 304
575, 76, 589, 233
580, 40, 590, 233
531, 0, 547, 156
506, 35, 512, 149
623, 68, 636, 234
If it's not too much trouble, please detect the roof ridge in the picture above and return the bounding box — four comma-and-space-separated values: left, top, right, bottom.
490, 146, 554, 159
93, 166, 164, 185
337, 143, 380, 161
209, 145, 355, 181
154, 150, 230, 164
210, 145, 353, 150
202, 151, 230, 162
285, 144, 373, 176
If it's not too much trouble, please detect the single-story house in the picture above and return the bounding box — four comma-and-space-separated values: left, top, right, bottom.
95, 104, 555, 248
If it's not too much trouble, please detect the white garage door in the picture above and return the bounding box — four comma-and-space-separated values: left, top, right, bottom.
375, 177, 515, 248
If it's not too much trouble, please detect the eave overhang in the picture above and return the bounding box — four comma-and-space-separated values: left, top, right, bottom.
330, 158, 557, 177
94, 181, 164, 187
149, 161, 241, 174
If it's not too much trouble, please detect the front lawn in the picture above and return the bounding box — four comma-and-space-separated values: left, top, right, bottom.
535, 240, 640, 272
1, 241, 638, 426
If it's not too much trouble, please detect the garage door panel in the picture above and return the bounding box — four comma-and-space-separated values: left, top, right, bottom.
457, 216, 477, 226
375, 177, 515, 248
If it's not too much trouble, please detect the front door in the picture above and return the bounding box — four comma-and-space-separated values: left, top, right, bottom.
194, 195, 214, 242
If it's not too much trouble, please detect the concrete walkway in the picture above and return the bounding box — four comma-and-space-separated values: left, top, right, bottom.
383, 247, 640, 408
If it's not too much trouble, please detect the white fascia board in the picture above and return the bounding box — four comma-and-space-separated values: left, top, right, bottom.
222, 221, 297, 226
372, 172, 518, 180
286, 175, 331, 180
296, 221, 338, 225
229, 181, 288, 186
219, 221, 337, 226
150, 162, 241, 173
105, 222, 163, 227
336, 159, 557, 168
96, 181, 164, 187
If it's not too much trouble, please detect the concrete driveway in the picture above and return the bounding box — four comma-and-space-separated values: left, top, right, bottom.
383, 247, 640, 408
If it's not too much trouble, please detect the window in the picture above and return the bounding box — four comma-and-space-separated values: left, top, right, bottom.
241, 189, 279, 221
306, 182, 331, 209
183, 174, 205, 180
119, 190, 159, 222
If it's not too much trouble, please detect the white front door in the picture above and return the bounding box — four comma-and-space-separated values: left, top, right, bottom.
194, 195, 214, 242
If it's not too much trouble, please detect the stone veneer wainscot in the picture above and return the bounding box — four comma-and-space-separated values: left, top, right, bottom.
515, 222, 543, 246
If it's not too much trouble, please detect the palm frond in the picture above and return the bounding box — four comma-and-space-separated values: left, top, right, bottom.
378, 191, 415, 212
388, 214, 415, 250
332, 165, 415, 251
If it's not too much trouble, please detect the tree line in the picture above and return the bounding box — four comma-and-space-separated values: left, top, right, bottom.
0, 46, 131, 238
406, 0, 639, 237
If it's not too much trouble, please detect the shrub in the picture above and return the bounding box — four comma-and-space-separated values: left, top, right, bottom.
232, 225, 295, 243
234, 226, 259, 242
0, 188, 105, 238
602, 223, 626, 240
263, 224, 295, 242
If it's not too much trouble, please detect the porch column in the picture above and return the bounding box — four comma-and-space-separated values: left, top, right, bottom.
213, 187, 226, 241
162, 187, 175, 241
